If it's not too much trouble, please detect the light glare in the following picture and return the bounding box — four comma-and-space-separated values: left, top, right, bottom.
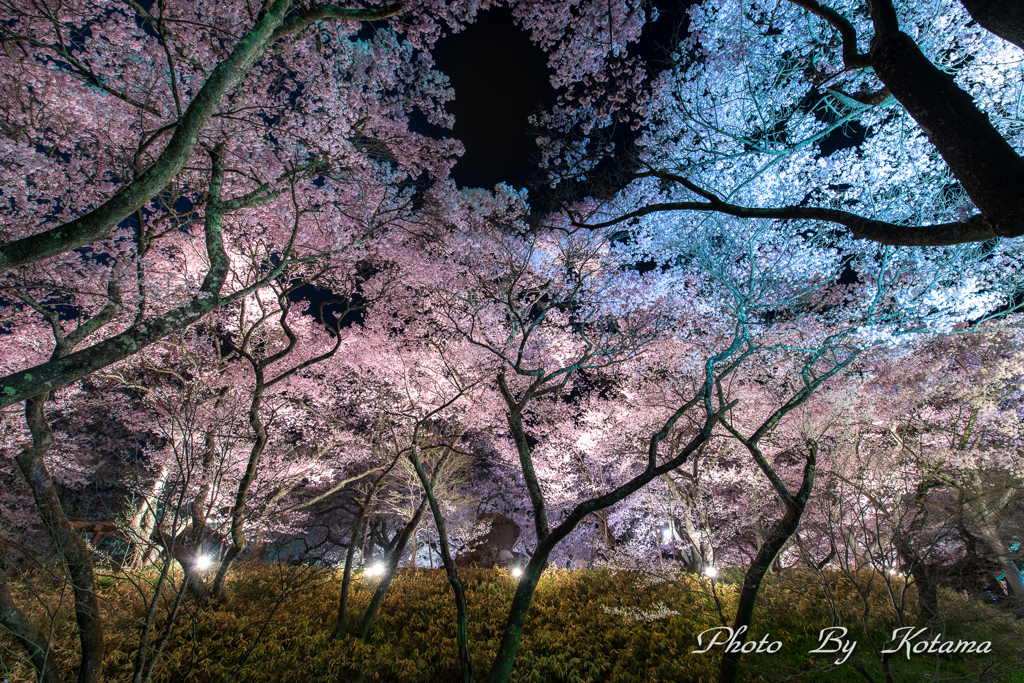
366, 562, 386, 577
194, 555, 213, 571
704, 566, 718, 579
511, 567, 523, 578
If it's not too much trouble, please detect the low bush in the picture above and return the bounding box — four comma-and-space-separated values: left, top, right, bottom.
2, 565, 1021, 682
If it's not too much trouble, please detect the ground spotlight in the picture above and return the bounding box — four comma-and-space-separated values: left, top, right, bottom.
511, 567, 523, 578
704, 565, 718, 579
366, 562, 386, 577
194, 554, 213, 571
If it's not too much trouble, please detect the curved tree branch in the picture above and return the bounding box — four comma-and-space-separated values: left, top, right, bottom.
0, 1, 403, 271
567, 191, 998, 246
785, 0, 872, 69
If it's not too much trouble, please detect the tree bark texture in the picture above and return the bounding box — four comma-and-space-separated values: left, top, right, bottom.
14, 396, 105, 683
959, 0, 1024, 50
974, 513, 1024, 611
718, 498, 808, 683
868, 7, 1024, 238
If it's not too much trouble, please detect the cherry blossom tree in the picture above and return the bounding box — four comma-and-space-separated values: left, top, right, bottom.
542, 0, 1024, 247
0, 272, 125, 683
864, 331, 1024, 610
0, 0, 671, 408
322, 296, 498, 680
0, 0, 466, 410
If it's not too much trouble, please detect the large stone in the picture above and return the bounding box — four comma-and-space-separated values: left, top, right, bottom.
455, 513, 521, 568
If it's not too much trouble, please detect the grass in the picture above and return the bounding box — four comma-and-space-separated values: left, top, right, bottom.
1, 564, 1021, 682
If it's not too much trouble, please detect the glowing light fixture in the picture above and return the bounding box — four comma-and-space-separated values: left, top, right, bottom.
704, 566, 718, 579
511, 567, 523, 578
366, 562, 386, 577
194, 554, 213, 571
662, 529, 672, 542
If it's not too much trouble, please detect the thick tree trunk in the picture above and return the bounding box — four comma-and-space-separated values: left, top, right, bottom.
868, 8, 1024, 238
959, 0, 1024, 50
14, 395, 105, 683
663, 475, 715, 570
0, 562, 59, 683
127, 466, 169, 568
487, 547, 552, 683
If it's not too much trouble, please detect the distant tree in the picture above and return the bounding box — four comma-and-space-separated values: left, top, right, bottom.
866, 332, 1024, 610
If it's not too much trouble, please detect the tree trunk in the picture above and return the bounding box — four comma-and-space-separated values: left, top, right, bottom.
974, 513, 1024, 611
0, 561, 59, 683
333, 507, 368, 638
718, 502, 805, 683
891, 532, 941, 630
409, 449, 473, 683
869, 11, 1024, 238
358, 499, 429, 640
14, 395, 105, 683
487, 547, 552, 683
662, 473, 715, 570
890, 479, 942, 632
485, 387, 722, 683
129, 552, 175, 683
486, 422, 717, 683
126, 465, 168, 568
211, 381, 268, 598
715, 434, 822, 683
334, 454, 405, 638
958, 0, 1024, 50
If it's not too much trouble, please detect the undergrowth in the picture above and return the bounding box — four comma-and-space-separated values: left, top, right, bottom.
1, 565, 1021, 682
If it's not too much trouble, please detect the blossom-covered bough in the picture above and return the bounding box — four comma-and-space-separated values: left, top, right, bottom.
0, 0, 457, 410
407, 175, 1019, 682
548, 0, 1024, 247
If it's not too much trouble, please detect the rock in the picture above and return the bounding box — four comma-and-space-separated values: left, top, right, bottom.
455, 513, 521, 568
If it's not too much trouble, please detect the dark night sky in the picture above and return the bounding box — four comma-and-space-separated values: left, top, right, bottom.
429, 2, 693, 193
428, 1, 862, 193
432, 8, 554, 191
